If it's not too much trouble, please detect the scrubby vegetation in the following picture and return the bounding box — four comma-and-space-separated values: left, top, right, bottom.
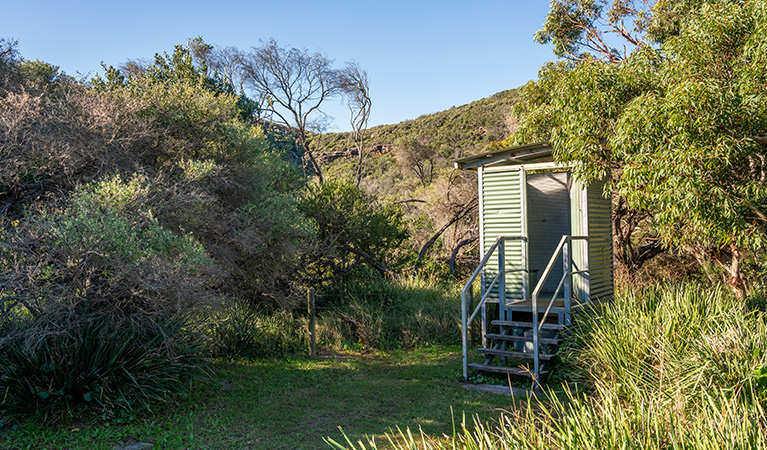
316, 89, 520, 159
314, 90, 519, 277
0, 37, 465, 423
3, 1, 767, 447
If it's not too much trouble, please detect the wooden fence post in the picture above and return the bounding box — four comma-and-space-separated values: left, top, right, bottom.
308, 288, 316, 358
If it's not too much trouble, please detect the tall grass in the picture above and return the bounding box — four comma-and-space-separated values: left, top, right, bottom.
207, 275, 461, 359
318, 276, 460, 350
327, 283, 767, 449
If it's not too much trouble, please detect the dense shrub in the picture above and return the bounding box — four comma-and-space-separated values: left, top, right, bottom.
298, 180, 408, 285
0, 175, 215, 421
1, 175, 214, 318
0, 40, 316, 421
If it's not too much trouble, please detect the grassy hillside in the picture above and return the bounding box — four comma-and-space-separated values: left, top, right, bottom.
315, 89, 519, 160
314, 89, 521, 277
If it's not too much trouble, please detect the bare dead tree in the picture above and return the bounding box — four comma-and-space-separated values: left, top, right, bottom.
241, 39, 341, 183
338, 61, 371, 187
118, 59, 150, 78
209, 46, 247, 92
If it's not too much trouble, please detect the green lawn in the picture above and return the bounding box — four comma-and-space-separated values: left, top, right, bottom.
0, 346, 518, 449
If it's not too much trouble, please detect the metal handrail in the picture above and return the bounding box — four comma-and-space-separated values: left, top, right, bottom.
461, 236, 528, 381
461, 234, 588, 385
530, 235, 589, 385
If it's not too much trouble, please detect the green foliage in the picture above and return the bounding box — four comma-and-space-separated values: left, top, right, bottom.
0, 173, 214, 421
298, 180, 408, 284
318, 275, 460, 350
18, 60, 65, 89
563, 283, 767, 402
0, 38, 314, 422
514, 0, 767, 292
611, 2, 767, 252
93, 37, 259, 122
1, 174, 214, 318
207, 302, 306, 359
58, 175, 211, 269
317, 91, 506, 277
204, 275, 459, 360
318, 89, 520, 160
330, 285, 767, 449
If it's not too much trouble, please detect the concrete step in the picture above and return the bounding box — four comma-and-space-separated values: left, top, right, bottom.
468, 363, 547, 378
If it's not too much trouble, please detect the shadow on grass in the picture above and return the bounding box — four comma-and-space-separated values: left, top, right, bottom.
209, 347, 515, 449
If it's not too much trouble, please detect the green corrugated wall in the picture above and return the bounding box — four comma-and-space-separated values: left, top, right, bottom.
481, 167, 525, 299
587, 180, 614, 302
570, 180, 589, 304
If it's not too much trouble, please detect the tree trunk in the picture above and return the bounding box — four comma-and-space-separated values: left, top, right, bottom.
725, 243, 746, 298
449, 236, 477, 275
412, 197, 478, 273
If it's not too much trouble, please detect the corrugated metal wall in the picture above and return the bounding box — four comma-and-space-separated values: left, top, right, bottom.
587, 180, 614, 301
481, 167, 525, 298
570, 181, 589, 303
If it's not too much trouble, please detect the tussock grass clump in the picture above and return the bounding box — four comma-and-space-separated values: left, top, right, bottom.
562, 284, 767, 405
317, 276, 460, 350
0, 315, 210, 423
207, 302, 308, 359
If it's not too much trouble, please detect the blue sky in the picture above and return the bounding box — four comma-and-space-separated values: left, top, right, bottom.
2, 1, 556, 132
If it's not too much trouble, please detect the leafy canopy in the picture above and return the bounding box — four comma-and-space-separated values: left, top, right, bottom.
515, 0, 767, 292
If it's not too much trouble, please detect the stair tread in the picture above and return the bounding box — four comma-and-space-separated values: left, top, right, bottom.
485, 333, 562, 344
468, 363, 548, 378
476, 348, 556, 361
491, 320, 565, 330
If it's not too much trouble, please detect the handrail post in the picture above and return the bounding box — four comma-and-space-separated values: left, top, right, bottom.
564, 237, 572, 326
462, 288, 469, 381
532, 289, 540, 388
499, 238, 506, 309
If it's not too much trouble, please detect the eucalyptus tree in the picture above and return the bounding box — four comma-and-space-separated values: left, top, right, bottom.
338, 61, 371, 188
515, 0, 767, 295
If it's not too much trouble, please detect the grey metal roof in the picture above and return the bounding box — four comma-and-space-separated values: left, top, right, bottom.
453, 142, 553, 170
